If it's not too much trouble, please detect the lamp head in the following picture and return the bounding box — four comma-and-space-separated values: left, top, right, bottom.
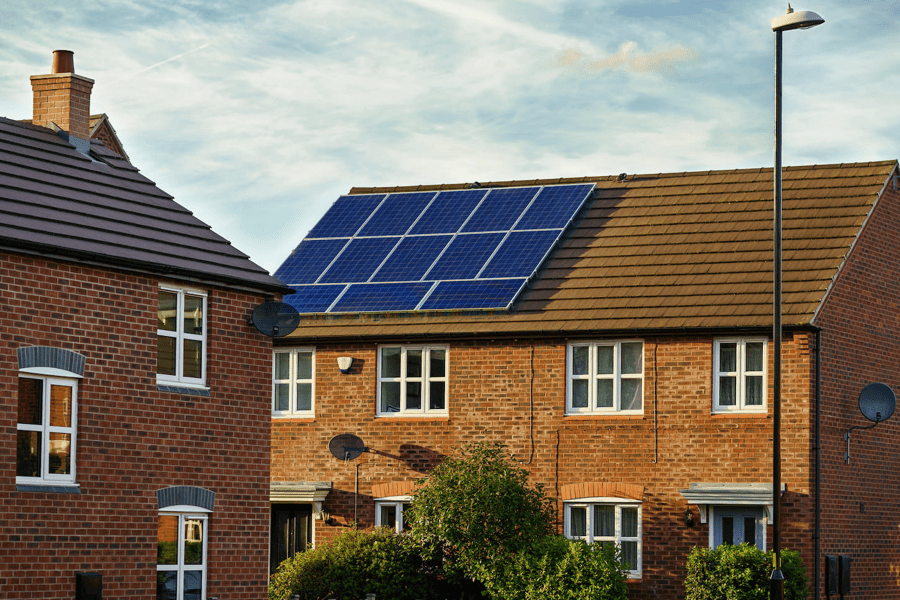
771, 4, 824, 31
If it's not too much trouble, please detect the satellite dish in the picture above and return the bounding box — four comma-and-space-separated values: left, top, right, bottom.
858, 382, 896, 423
250, 301, 300, 337
328, 434, 367, 461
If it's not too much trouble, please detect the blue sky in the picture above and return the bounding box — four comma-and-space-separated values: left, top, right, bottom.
2, 0, 898, 274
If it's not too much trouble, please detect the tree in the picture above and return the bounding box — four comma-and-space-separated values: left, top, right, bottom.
405, 442, 556, 587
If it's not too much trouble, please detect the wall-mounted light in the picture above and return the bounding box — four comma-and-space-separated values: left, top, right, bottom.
337, 356, 353, 373
683, 508, 695, 528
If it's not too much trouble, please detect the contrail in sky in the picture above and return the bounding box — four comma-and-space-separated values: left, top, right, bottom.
108, 43, 210, 84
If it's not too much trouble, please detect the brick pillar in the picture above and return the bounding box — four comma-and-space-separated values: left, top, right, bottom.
30, 50, 94, 140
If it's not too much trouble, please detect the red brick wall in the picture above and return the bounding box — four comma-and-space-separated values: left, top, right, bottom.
272, 333, 815, 599
0, 252, 273, 600
30, 74, 94, 139
815, 174, 900, 598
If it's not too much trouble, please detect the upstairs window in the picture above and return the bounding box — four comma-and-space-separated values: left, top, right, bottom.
567, 341, 643, 414
565, 500, 641, 577
16, 376, 77, 484
273, 349, 315, 416
158, 286, 207, 387
713, 339, 766, 413
377, 345, 448, 416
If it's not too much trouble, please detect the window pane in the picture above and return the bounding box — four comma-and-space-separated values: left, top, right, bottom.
381, 382, 401, 412
621, 541, 638, 572
594, 505, 615, 537
158, 291, 177, 331
572, 379, 588, 408
407, 350, 423, 378
17, 378, 42, 425
569, 507, 586, 537
380, 504, 397, 530
572, 346, 589, 375
621, 342, 642, 374
16, 430, 40, 477
183, 570, 203, 600
596, 379, 614, 408
718, 376, 736, 406
158, 336, 176, 376
381, 348, 401, 378
406, 382, 422, 410
430, 349, 446, 378
183, 294, 204, 335
429, 381, 446, 410
621, 379, 642, 411
157, 571, 177, 600
274, 383, 290, 411
745, 375, 763, 406
743, 517, 757, 547
274, 353, 291, 379
746, 342, 764, 372
296, 383, 312, 411
596, 345, 614, 375
49, 385, 72, 428
621, 507, 638, 537
719, 343, 737, 372
48, 432, 71, 474
297, 351, 313, 380
722, 517, 734, 545
158, 515, 179, 564
183, 339, 202, 378
184, 519, 204, 565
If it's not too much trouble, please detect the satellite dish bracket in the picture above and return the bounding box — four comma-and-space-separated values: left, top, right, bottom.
844, 382, 896, 464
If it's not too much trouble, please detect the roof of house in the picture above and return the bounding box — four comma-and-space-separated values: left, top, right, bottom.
282, 159, 898, 340
0, 116, 290, 294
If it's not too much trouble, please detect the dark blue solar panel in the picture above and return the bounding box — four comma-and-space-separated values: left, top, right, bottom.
332, 282, 434, 312
371, 235, 452, 282
421, 279, 527, 310
425, 233, 505, 280
480, 230, 562, 279
410, 189, 488, 235
515, 184, 594, 230
273, 238, 349, 284
461, 187, 539, 233
319, 237, 400, 283
307, 194, 386, 238
358, 192, 437, 237
284, 285, 346, 313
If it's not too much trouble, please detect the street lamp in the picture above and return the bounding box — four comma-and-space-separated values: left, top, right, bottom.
770, 5, 823, 600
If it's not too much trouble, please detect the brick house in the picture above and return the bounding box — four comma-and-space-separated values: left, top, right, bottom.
0, 51, 291, 599
269, 160, 900, 599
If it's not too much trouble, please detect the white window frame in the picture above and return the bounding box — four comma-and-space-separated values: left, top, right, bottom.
566, 341, 644, 414
374, 496, 412, 532
712, 338, 767, 413
157, 285, 207, 388
377, 345, 448, 417
157, 510, 209, 600
16, 374, 78, 485
564, 498, 642, 577
273, 348, 315, 416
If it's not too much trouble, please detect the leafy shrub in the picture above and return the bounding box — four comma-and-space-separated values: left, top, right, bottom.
486, 535, 629, 600
268, 527, 443, 600
684, 544, 809, 600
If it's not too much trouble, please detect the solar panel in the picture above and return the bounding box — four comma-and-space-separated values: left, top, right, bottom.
277, 183, 594, 314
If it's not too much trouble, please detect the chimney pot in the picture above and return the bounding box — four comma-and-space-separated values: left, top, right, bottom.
51, 50, 75, 74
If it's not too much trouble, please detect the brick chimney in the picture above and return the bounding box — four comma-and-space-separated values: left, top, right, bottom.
30, 50, 94, 139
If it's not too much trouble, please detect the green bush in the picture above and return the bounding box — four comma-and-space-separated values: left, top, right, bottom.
268, 527, 444, 600
486, 535, 629, 600
684, 544, 809, 600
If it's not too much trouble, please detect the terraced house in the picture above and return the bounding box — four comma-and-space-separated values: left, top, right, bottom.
269, 159, 900, 599
0, 51, 289, 599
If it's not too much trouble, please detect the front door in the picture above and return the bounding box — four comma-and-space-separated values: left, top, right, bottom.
712, 506, 764, 550
270, 504, 312, 573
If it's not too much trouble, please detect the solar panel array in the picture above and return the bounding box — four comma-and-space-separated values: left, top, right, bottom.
276, 183, 595, 313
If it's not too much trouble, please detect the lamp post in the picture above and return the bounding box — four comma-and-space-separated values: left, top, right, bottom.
770, 5, 823, 600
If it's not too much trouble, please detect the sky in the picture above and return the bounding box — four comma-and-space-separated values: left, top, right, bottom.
1, 0, 899, 275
